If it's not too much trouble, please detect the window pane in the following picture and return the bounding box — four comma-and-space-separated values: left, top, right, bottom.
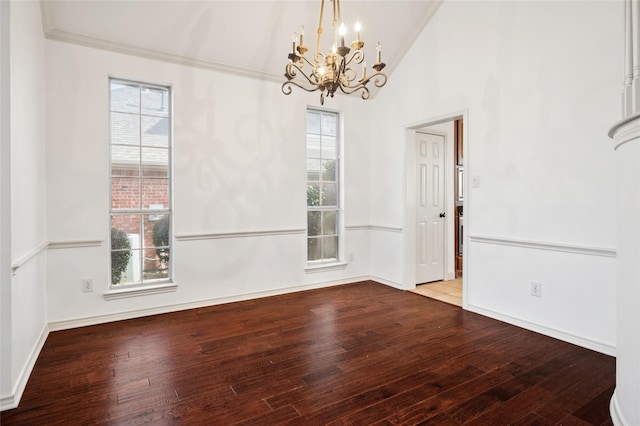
321, 183, 337, 206
142, 178, 168, 209
111, 178, 140, 210
111, 215, 141, 247
307, 158, 321, 181
307, 183, 321, 207
143, 214, 170, 282
307, 134, 320, 158
322, 113, 337, 136
141, 87, 169, 117
142, 147, 169, 177
111, 112, 140, 146
321, 136, 336, 159
111, 145, 140, 177
322, 160, 336, 181
142, 116, 169, 147
117, 249, 142, 285
322, 236, 338, 260
307, 111, 321, 134
110, 81, 140, 113
322, 211, 337, 235
308, 211, 321, 236
308, 237, 321, 261
111, 216, 140, 285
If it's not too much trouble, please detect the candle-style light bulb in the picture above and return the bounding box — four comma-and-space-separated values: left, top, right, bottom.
339, 23, 346, 47
299, 25, 305, 47
354, 21, 361, 41
376, 42, 382, 63
361, 60, 367, 80
292, 31, 297, 54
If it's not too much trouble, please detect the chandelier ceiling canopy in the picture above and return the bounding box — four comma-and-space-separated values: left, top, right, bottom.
282, 0, 388, 105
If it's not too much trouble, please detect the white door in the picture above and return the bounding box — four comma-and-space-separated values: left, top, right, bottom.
416, 131, 445, 284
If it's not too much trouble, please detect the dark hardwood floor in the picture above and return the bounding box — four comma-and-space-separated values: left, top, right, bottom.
2, 281, 615, 425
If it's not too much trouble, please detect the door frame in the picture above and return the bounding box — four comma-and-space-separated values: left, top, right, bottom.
403, 109, 469, 308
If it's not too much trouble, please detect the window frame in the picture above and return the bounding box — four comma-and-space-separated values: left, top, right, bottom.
108, 77, 174, 292
306, 108, 344, 268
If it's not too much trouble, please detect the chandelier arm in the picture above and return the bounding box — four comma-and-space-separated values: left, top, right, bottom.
285, 60, 321, 85
297, 55, 320, 71
357, 71, 388, 88
338, 83, 371, 100
282, 79, 322, 95
370, 72, 388, 88
343, 50, 364, 68
340, 66, 358, 87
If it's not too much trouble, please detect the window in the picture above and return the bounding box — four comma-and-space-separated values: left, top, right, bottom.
109, 79, 171, 287
306, 109, 340, 263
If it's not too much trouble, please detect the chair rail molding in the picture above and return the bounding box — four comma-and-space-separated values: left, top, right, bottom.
47, 240, 103, 250
11, 241, 48, 276
174, 228, 305, 242
468, 234, 616, 258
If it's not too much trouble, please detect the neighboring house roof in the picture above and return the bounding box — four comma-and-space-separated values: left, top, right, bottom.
111, 84, 170, 168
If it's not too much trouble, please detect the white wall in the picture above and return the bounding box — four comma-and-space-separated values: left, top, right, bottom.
3, 0, 49, 409
0, 0, 12, 404
369, 0, 620, 354
45, 40, 372, 325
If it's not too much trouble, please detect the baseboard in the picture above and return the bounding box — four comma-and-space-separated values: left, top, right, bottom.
0, 323, 49, 411
49, 276, 372, 331
370, 276, 404, 290
467, 304, 616, 356
610, 389, 627, 426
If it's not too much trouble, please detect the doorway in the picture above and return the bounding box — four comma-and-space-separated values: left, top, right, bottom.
403, 111, 467, 308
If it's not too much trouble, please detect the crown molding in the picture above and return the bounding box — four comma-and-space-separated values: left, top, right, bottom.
40, 0, 282, 85
44, 27, 283, 84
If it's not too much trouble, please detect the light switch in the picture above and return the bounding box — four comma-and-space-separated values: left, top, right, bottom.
472, 175, 480, 188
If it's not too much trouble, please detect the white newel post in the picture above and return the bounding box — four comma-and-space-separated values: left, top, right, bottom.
610, 2, 640, 425
610, 112, 640, 426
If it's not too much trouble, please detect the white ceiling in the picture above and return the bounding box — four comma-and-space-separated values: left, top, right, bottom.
41, 0, 442, 82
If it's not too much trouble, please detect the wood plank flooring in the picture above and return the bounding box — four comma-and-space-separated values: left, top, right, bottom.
1, 281, 615, 425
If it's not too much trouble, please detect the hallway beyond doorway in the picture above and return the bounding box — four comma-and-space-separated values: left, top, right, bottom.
412, 278, 462, 307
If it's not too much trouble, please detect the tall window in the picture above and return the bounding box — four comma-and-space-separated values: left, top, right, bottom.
306, 109, 340, 263
109, 79, 172, 286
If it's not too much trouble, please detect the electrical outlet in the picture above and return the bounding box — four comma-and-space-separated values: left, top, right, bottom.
348, 252, 355, 262
530, 281, 541, 297
82, 278, 93, 293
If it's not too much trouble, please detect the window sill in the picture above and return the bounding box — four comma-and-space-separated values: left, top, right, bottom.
103, 282, 178, 300
305, 262, 348, 273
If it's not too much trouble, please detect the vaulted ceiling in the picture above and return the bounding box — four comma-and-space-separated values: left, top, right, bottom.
41, 1, 442, 82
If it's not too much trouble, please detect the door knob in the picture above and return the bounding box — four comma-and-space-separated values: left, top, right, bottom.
439, 212, 446, 218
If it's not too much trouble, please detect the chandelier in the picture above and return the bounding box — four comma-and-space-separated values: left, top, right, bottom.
281, 0, 387, 105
